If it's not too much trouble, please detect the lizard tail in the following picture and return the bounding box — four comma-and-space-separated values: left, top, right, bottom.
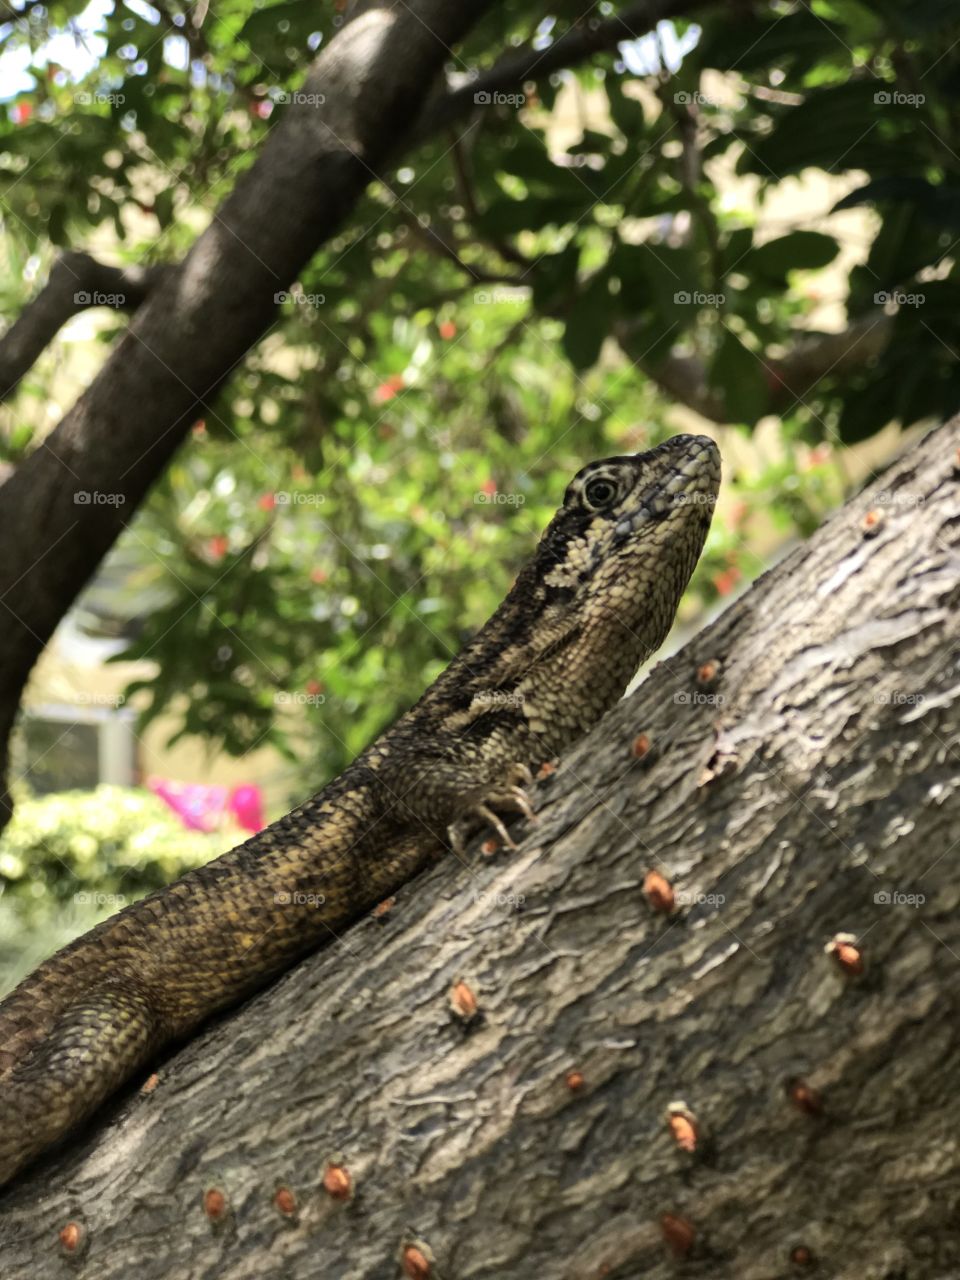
0, 983, 157, 1189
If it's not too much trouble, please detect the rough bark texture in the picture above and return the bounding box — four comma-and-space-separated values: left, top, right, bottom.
0, 0, 493, 825
1, 420, 957, 1277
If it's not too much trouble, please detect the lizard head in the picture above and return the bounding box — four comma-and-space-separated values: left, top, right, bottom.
537, 433, 720, 626
415, 434, 720, 758
508, 433, 722, 742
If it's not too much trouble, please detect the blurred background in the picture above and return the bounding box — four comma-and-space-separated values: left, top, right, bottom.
1, 0, 957, 990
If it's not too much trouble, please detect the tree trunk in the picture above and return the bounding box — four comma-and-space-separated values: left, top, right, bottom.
1, 418, 958, 1278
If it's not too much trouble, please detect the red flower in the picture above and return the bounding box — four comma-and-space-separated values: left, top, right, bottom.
713, 566, 741, 597
438, 320, 457, 340
207, 535, 229, 561
373, 374, 405, 403
258, 493, 276, 511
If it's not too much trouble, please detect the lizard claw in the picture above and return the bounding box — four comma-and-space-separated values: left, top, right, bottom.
447, 764, 537, 856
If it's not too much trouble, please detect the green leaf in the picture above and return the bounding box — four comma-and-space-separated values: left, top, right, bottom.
746, 231, 839, 281
477, 194, 590, 235
562, 273, 611, 370
710, 328, 769, 425
742, 82, 910, 178
699, 9, 849, 74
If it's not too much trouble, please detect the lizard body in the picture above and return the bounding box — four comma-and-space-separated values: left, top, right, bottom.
0, 433, 720, 1190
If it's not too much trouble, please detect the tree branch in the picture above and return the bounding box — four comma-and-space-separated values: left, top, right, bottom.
414, 0, 699, 140
615, 313, 895, 423
0, 252, 171, 403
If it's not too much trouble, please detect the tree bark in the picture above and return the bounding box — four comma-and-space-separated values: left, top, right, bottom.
1, 419, 958, 1277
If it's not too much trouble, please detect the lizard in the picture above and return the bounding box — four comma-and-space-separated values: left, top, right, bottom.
0, 432, 720, 1192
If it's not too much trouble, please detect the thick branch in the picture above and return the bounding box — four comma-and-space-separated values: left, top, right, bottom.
1, 419, 957, 1278
0, 252, 170, 402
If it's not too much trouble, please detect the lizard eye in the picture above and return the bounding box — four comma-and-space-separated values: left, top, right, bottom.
583, 476, 618, 508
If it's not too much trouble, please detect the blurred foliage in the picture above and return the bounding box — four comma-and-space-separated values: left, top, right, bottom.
0, 784, 230, 910
0, 0, 953, 795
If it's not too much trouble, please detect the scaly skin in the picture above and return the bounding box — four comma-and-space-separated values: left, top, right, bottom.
0, 433, 720, 1190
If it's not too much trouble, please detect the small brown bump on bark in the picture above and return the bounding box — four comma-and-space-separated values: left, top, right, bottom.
323, 1164, 352, 1201
631, 732, 651, 760
202, 1187, 228, 1222
861, 508, 883, 537
480, 838, 499, 856
695, 659, 721, 685
140, 1072, 160, 1094
450, 980, 479, 1021
660, 1213, 695, 1257
825, 932, 864, 976
786, 1077, 823, 1116
274, 1185, 298, 1216
58, 1221, 84, 1256
666, 1101, 699, 1153
790, 1243, 816, 1267
565, 1069, 585, 1092
402, 1243, 432, 1278
643, 870, 675, 914
537, 759, 557, 779
372, 896, 395, 920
